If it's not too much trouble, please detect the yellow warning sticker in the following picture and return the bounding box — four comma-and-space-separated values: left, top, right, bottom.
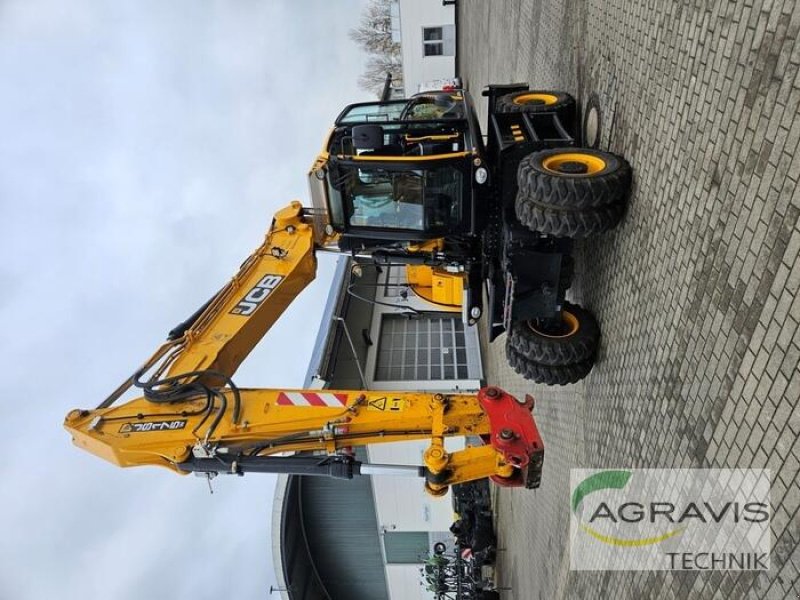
368, 397, 406, 412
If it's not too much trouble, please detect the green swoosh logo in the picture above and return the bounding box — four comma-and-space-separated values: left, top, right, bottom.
572, 470, 684, 547
571, 470, 632, 514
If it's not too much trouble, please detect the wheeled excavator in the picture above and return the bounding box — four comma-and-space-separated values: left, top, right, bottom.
65, 82, 631, 490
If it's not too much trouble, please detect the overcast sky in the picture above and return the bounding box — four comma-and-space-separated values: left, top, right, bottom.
0, 1, 370, 598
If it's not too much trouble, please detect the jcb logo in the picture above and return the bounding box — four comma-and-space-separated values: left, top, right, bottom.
119, 420, 187, 433
230, 275, 284, 316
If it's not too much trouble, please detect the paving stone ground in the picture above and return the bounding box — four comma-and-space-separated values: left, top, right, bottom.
458, 0, 800, 598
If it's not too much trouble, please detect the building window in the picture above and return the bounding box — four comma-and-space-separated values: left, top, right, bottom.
422, 27, 444, 56
422, 25, 455, 57
375, 313, 468, 381
383, 531, 430, 564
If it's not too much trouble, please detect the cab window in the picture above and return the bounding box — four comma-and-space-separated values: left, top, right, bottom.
333, 164, 462, 232
338, 102, 406, 124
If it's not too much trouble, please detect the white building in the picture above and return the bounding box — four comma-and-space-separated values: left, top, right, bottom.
392, 0, 457, 96
271, 256, 484, 600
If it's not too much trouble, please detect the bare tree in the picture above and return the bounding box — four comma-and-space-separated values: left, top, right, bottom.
358, 54, 403, 96
350, 0, 403, 96
350, 0, 397, 54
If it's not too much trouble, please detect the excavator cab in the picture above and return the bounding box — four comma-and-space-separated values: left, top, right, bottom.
309, 91, 489, 248
307, 84, 632, 385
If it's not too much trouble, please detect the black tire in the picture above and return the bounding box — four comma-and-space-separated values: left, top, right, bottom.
506, 341, 595, 385
516, 201, 624, 238
516, 148, 631, 210
433, 542, 447, 555
507, 302, 599, 366
496, 90, 575, 115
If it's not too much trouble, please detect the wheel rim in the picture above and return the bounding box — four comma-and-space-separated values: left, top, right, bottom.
528, 310, 580, 339
513, 92, 558, 106
542, 152, 606, 175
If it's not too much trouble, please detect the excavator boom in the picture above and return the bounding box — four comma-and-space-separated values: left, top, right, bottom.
66, 385, 543, 493
161, 201, 317, 384
65, 200, 545, 495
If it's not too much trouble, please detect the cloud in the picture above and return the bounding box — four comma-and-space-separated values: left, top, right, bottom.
0, 1, 370, 597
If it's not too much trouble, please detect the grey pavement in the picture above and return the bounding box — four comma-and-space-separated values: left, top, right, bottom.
459, 0, 800, 598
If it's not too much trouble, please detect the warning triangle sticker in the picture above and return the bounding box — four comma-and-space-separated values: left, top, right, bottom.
369, 397, 387, 411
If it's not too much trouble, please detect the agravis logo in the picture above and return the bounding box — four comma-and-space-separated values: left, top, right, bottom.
569, 469, 771, 571
571, 470, 685, 547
